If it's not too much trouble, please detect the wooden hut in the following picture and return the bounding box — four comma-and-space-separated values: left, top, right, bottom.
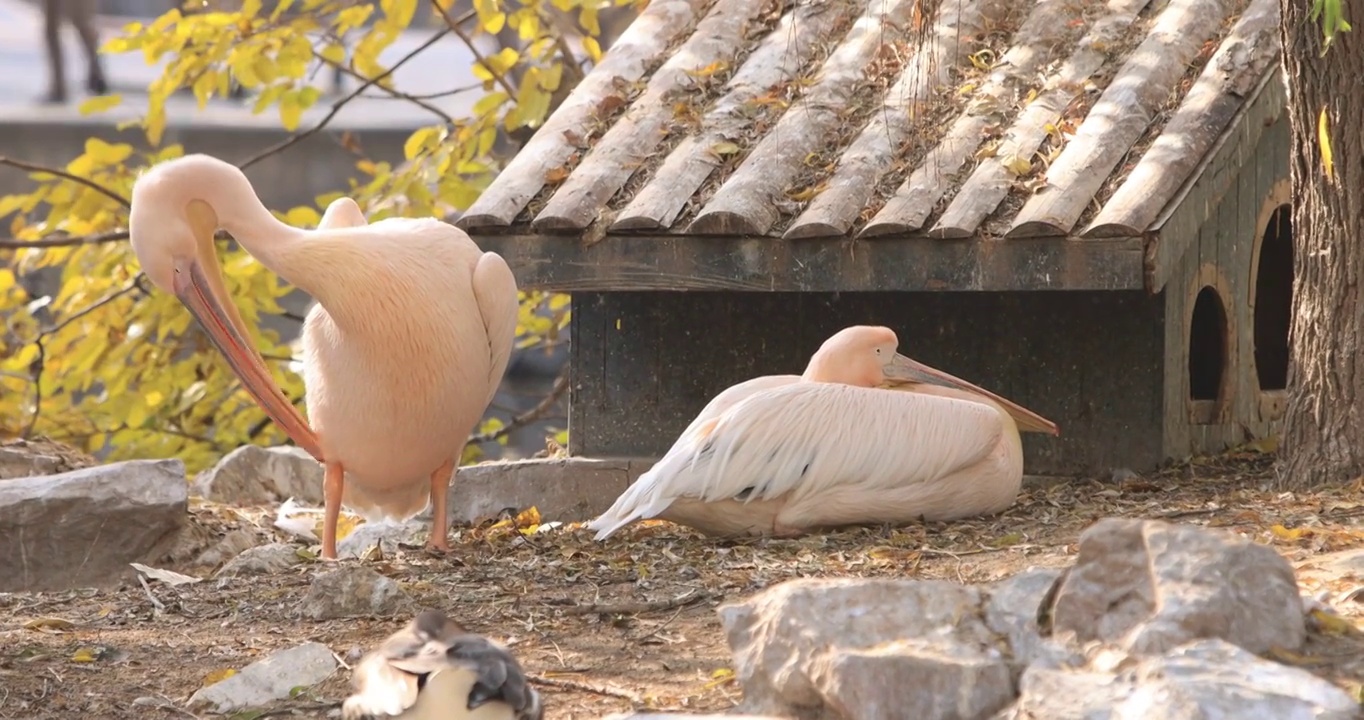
457, 0, 1289, 476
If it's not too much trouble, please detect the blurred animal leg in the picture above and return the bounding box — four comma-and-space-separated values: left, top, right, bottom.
426, 458, 455, 553
322, 460, 345, 560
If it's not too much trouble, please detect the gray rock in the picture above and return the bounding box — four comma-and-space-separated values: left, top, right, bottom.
983, 568, 1081, 674
812, 639, 1014, 720
217, 542, 306, 577
187, 641, 338, 713
0, 446, 63, 479
191, 529, 262, 569
0, 460, 187, 592
193, 445, 324, 506
300, 566, 407, 620
450, 457, 647, 524
719, 577, 1011, 720
1050, 517, 1305, 656
998, 639, 1359, 720
1114, 639, 1359, 720
997, 665, 1137, 720
335, 519, 429, 559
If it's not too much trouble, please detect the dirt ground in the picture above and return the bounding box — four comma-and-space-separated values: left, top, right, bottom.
4, 447, 1364, 719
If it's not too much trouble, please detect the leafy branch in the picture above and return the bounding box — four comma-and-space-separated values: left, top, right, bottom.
0, 0, 603, 469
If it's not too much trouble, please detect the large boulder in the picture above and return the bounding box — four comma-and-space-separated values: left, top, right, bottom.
0, 459, 187, 592
718, 577, 1021, 720
1048, 517, 1306, 655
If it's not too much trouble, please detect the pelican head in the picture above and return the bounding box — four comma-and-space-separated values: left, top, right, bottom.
805, 325, 1060, 436
128, 155, 323, 459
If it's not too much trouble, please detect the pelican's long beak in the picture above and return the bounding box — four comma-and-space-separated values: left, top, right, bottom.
883, 353, 1061, 436
171, 201, 325, 461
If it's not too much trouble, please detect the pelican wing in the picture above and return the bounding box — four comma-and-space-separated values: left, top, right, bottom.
586, 374, 800, 538
589, 382, 1004, 539
471, 252, 519, 408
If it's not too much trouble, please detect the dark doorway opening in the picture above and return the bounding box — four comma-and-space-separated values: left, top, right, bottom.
1254, 204, 1293, 391
1189, 286, 1228, 405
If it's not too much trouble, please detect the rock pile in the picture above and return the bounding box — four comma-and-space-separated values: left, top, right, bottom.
713, 517, 1360, 720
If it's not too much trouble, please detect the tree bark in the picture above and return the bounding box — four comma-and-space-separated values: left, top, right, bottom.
1275, 0, 1364, 489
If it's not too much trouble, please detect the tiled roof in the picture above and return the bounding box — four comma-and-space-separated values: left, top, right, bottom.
457, 0, 1279, 242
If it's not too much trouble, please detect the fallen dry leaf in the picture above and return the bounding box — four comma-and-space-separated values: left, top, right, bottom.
24, 617, 75, 633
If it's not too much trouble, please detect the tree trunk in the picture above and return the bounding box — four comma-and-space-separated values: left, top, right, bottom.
1275, 0, 1364, 489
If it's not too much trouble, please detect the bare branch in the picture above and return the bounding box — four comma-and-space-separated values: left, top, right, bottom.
0, 156, 132, 209
0, 229, 130, 250
314, 52, 458, 125
469, 368, 569, 444
237, 27, 455, 170
23, 275, 145, 438
433, 0, 519, 99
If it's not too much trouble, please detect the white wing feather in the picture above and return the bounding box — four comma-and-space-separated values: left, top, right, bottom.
588, 381, 1004, 539
586, 374, 799, 538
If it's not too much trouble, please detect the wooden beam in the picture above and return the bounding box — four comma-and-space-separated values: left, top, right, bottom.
472, 233, 1147, 292
1145, 69, 1286, 293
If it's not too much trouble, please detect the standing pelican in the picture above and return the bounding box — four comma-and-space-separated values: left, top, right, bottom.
342, 609, 543, 720
587, 325, 1060, 539
129, 154, 519, 560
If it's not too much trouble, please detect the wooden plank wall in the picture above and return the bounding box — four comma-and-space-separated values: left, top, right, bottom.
1160, 108, 1291, 459
571, 289, 1168, 476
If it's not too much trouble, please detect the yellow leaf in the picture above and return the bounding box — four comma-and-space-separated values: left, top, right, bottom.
84, 138, 133, 167
24, 617, 75, 633
381, 0, 417, 28
284, 206, 322, 227
582, 36, 602, 63
71, 647, 98, 663
78, 94, 123, 116
202, 667, 237, 686
709, 141, 740, 157
1270, 524, 1310, 541
1318, 105, 1334, 182
515, 506, 541, 529
1310, 608, 1361, 636
0, 268, 13, 294
320, 43, 346, 66
473, 90, 509, 117
685, 60, 728, 78
279, 91, 304, 132
1002, 154, 1032, 176
403, 126, 441, 161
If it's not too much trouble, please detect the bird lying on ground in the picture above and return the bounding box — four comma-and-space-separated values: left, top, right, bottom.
587, 325, 1060, 539
128, 154, 518, 560
342, 609, 543, 720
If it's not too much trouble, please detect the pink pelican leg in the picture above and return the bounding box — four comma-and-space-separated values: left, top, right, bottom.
427, 458, 455, 553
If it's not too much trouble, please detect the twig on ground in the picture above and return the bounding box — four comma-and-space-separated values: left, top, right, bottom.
136, 574, 166, 611
237, 27, 454, 170
562, 589, 712, 616
0, 156, 130, 208
527, 673, 644, 705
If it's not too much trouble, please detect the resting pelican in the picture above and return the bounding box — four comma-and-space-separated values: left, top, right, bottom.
587, 325, 1060, 539
342, 609, 543, 720
129, 154, 518, 559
